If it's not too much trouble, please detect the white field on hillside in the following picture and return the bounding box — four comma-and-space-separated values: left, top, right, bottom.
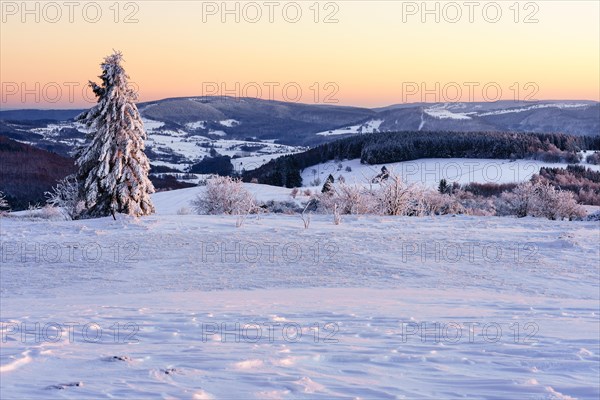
1, 187, 599, 399
301, 157, 600, 188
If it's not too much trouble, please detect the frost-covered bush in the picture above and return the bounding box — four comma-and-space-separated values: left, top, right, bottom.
316, 183, 378, 215
498, 181, 585, 220
424, 191, 468, 215
375, 176, 433, 216
314, 176, 465, 218
45, 175, 84, 220
191, 176, 256, 215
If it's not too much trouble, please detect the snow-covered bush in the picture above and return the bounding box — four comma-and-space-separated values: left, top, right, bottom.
498, 181, 585, 220
315, 176, 463, 218
542, 189, 586, 221
375, 176, 432, 216
317, 183, 377, 215
423, 191, 467, 215
45, 175, 84, 220
191, 176, 256, 216
497, 181, 536, 218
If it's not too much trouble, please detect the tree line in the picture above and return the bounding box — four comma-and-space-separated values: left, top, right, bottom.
243, 131, 600, 187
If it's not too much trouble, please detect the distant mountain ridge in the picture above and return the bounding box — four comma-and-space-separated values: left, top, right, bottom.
2, 97, 598, 141
1, 97, 598, 171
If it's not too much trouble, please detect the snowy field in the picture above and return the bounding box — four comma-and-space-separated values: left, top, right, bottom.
301, 157, 600, 188
1, 187, 599, 399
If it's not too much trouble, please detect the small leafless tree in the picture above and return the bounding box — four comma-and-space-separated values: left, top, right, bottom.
45, 175, 84, 220
301, 201, 312, 229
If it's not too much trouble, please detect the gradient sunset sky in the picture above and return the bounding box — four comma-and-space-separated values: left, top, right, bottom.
1, 0, 598, 108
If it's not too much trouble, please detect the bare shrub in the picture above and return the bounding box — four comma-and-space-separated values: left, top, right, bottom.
290, 187, 300, 199
301, 201, 312, 229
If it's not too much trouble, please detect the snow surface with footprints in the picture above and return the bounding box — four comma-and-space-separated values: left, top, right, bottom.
1, 186, 599, 399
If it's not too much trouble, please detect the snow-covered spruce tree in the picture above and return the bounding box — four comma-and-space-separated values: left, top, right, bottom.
76, 52, 154, 219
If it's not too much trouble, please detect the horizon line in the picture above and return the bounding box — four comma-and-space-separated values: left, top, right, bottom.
1, 97, 598, 112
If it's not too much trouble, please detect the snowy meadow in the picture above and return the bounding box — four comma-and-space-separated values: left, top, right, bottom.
1, 185, 599, 399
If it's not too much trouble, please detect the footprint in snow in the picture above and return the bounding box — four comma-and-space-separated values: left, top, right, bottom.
162, 368, 178, 375
103, 355, 132, 362
46, 382, 83, 390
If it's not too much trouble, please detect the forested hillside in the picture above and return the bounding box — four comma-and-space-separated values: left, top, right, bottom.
243, 131, 600, 187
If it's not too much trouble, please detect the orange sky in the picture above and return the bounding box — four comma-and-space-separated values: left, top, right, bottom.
1, 1, 598, 108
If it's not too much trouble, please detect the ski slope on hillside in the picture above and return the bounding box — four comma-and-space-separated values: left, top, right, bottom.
1, 186, 599, 399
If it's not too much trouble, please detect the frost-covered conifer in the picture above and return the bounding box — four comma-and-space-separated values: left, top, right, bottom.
76, 51, 154, 218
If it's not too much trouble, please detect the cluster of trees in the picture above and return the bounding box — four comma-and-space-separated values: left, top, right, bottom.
586, 152, 600, 165
243, 131, 600, 187
455, 165, 600, 206
536, 165, 600, 205
150, 175, 196, 192
189, 154, 234, 176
